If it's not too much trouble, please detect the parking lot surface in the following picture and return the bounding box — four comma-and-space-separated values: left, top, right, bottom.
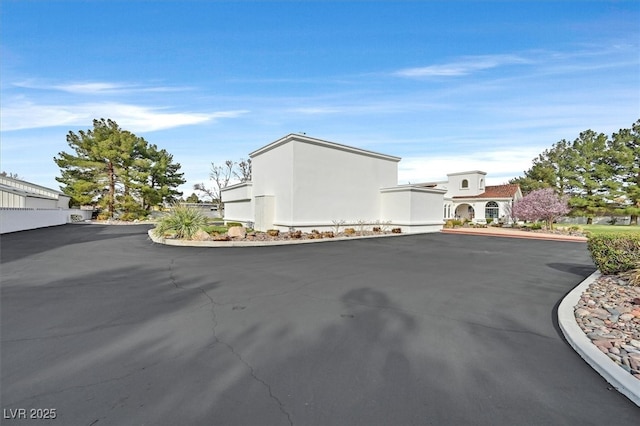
1, 224, 638, 425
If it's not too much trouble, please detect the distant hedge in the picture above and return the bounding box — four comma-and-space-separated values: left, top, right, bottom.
587, 233, 640, 274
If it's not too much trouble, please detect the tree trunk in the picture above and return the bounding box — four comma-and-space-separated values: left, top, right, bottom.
631, 215, 638, 226
586, 217, 593, 225
107, 161, 115, 218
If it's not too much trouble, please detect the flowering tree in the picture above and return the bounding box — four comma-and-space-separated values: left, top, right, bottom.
512, 188, 570, 230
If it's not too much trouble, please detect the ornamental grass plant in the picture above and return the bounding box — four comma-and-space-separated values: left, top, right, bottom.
153, 204, 207, 240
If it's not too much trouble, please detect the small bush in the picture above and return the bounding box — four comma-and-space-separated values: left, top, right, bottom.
203, 225, 228, 234
226, 222, 243, 228
153, 204, 207, 239
587, 233, 640, 275
267, 229, 280, 237
289, 230, 302, 239
486, 218, 493, 224
322, 231, 335, 238
344, 228, 356, 235
530, 222, 543, 230
372, 226, 382, 232
391, 228, 402, 234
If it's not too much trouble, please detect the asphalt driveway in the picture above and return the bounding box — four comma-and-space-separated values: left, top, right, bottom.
1, 224, 638, 425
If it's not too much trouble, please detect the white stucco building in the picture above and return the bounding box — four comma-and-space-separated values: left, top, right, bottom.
222, 134, 522, 233
222, 134, 446, 233
426, 171, 523, 223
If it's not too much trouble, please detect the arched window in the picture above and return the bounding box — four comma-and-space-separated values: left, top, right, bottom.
485, 201, 499, 219
461, 179, 469, 189
479, 178, 484, 189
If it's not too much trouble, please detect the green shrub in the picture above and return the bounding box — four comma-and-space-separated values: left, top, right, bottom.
153, 204, 207, 239
226, 222, 243, 228
530, 222, 543, 230
486, 218, 493, 224
203, 225, 228, 234
587, 233, 640, 275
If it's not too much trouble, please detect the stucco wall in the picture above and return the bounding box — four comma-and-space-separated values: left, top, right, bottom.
289, 141, 398, 226
445, 171, 486, 198
380, 187, 445, 232
251, 142, 294, 226
222, 182, 254, 224
0, 208, 92, 234
25, 196, 60, 209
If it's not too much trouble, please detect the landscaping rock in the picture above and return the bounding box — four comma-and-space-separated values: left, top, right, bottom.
574, 273, 640, 382
228, 226, 247, 238
191, 230, 212, 241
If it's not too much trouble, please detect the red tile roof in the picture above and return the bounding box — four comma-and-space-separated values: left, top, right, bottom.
453, 184, 520, 199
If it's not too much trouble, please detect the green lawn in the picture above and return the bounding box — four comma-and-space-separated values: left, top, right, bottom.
557, 223, 640, 236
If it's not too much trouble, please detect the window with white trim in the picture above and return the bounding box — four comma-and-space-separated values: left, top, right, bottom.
485, 201, 499, 219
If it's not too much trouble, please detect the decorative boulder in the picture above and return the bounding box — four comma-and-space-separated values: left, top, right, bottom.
191, 230, 212, 241
228, 226, 247, 238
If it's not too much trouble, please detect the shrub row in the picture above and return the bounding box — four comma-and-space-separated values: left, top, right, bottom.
587, 233, 640, 275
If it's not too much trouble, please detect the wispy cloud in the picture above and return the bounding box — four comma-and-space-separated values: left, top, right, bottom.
0, 100, 248, 132
395, 54, 530, 78
13, 80, 192, 95
397, 147, 542, 185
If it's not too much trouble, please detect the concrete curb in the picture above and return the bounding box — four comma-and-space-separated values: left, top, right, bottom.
147, 229, 412, 247
558, 270, 640, 406
441, 228, 587, 242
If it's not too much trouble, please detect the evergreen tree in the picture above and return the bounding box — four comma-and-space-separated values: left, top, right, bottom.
611, 120, 640, 225
54, 119, 185, 219
567, 130, 616, 223
509, 140, 575, 195
139, 143, 186, 211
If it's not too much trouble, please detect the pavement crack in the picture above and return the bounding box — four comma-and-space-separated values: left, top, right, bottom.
168, 259, 293, 426
217, 338, 294, 426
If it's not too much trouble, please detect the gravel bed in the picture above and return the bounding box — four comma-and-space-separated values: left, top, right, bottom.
574, 275, 640, 380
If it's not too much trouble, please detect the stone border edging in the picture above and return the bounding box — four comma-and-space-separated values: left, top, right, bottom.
147, 229, 410, 247
558, 270, 640, 406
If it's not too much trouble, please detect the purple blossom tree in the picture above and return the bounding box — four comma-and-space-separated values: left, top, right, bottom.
512, 188, 570, 230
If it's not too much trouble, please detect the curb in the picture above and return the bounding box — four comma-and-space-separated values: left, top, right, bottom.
147, 229, 413, 247
441, 228, 587, 242
558, 270, 640, 406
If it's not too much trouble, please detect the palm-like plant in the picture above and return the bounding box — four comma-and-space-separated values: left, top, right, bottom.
153, 204, 207, 239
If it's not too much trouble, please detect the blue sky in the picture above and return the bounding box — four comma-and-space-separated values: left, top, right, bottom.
2, 0, 639, 196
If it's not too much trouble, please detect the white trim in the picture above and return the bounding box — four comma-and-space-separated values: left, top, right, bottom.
447, 170, 487, 177
379, 186, 446, 195
250, 134, 401, 162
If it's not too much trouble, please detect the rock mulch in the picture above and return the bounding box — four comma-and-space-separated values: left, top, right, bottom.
574, 275, 640, 380
191, 229, 397, 242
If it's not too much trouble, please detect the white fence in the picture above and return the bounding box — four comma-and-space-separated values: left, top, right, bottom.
0, 208, 93, 234
558, 216, 631, 226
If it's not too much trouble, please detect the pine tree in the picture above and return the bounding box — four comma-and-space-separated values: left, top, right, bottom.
54, 119, 185, 219
611, 120, 640, 225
